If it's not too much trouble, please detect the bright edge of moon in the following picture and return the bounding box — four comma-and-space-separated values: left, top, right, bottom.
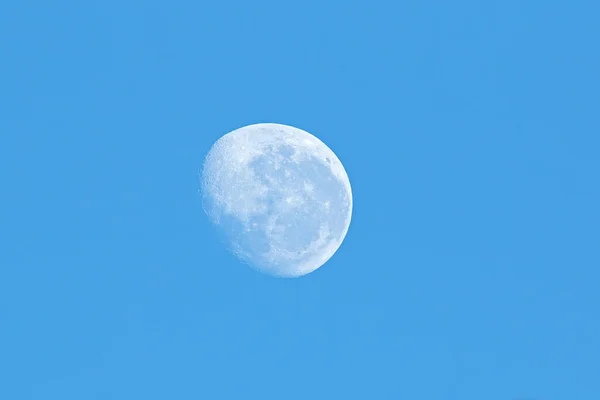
201, 123, 353, 278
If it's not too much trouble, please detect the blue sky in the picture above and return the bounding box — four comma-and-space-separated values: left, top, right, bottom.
1, 0, 599, 398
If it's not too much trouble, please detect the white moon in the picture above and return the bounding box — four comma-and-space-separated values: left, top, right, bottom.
201, 123, 353, 278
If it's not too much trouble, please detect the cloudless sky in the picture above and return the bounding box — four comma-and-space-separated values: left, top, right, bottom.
1, 0, 599, 399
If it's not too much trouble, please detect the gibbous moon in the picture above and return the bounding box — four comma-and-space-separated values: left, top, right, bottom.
201, 123, 353, 278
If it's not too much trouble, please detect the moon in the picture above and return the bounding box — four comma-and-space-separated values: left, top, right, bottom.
201, 123, 353, 278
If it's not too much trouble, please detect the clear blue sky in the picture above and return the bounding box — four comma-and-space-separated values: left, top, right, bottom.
1, 0, 598, 398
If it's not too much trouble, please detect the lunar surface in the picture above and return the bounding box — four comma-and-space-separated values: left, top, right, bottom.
201, 123, 353, 278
